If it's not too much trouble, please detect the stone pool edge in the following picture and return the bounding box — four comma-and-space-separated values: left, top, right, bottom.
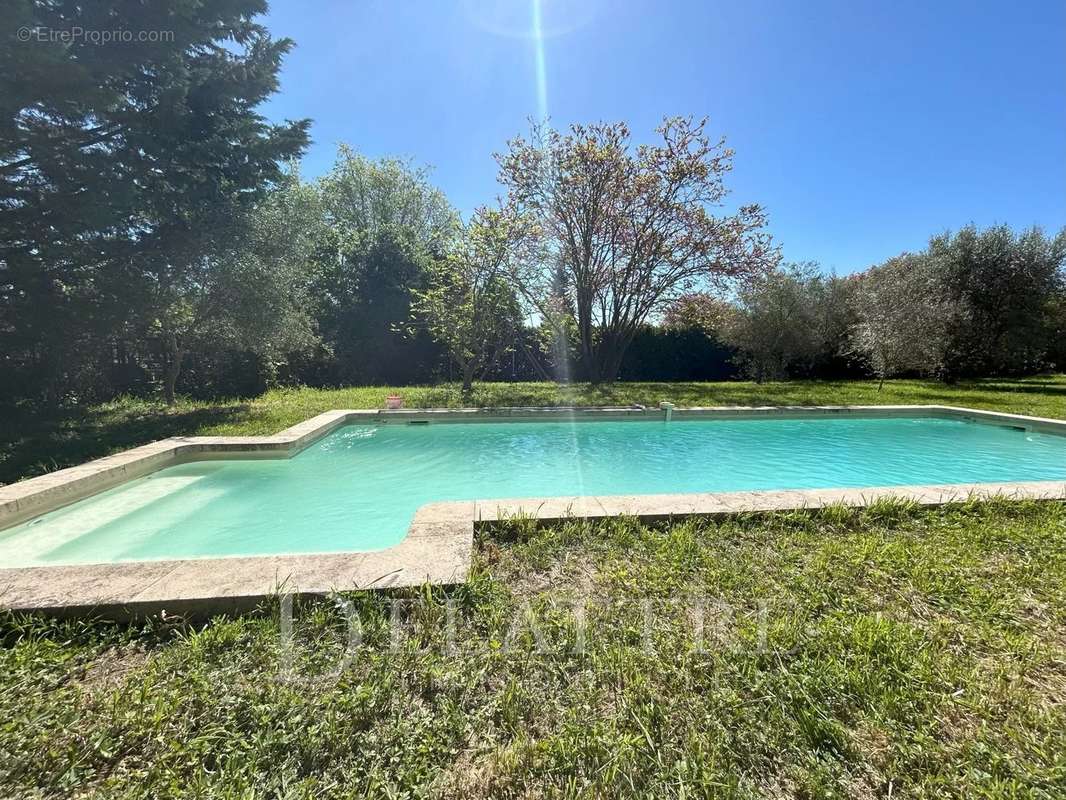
1, 404, 1064, 618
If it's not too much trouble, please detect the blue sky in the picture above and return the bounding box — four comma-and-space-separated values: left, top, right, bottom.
261, 0, 1065, 274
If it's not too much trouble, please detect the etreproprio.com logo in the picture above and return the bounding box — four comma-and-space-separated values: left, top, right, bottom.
17, 26, 175, 45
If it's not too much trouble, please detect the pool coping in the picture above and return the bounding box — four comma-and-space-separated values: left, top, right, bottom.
1, 403, 1064, 618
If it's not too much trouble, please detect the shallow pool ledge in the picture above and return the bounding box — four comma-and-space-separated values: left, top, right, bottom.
0, 501, 475, 620
2, 404, 1066, 619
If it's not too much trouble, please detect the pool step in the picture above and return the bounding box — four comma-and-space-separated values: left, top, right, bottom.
0, 474, 216, 566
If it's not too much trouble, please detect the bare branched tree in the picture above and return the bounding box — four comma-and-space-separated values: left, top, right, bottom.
495, 116, 778, 383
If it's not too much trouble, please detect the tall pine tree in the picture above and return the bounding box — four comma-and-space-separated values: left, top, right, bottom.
0, 0, 310, 404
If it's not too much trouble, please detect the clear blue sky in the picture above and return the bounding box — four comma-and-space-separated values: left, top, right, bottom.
261, 0, 1066, 274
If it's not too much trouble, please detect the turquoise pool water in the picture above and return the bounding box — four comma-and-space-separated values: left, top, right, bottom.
2, 416, 1065, 566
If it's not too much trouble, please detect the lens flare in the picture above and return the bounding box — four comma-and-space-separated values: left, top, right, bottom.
531, 0, 548, 121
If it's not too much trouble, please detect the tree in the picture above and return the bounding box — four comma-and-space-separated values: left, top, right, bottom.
0, 0, 309, 405
154, 173, 322, 404
318, 145, 457, 253
849, 225, 1066, 386
313, 147, 459, 383
849, 254, 951, 387
663, 292, 732, 333
496, 117, 777, 384
930, 225, 1065, 378
1046, 288, 1066, 371
719, 264, 853, 382
410, 210, 524, 397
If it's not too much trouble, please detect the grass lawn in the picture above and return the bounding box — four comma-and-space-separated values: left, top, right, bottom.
1, 501, 1064, 797
2, 378, 1065, 796
2, 375, 1065, 486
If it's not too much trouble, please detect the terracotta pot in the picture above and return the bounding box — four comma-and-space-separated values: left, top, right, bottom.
385, 395, 403, 410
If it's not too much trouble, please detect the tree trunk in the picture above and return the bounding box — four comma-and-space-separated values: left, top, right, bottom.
575, 291, 598, 382
164, 335, 184, 406
579, 348, 598, 383
594, 328, 635, 385
458, 359, 476, 403
596, 353, 618, 385
584, 333, 609, 385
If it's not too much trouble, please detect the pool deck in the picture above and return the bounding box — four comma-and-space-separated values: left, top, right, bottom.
1, 404, 1065, 618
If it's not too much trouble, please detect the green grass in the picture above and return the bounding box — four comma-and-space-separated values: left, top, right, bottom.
2, 501, 1064, 798
3, 379, 1066, 795
3, 375, 1065, 486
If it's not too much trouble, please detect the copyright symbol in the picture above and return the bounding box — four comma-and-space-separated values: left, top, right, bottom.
17, 27, 32, 42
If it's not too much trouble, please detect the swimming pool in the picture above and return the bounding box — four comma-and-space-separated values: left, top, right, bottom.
2, 413, 1065, 568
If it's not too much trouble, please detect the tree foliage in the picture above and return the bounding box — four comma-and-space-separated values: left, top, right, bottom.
154, 173, 322, 403
410, 210, 524, 395
662, 292, 732, 333
850, 225, 1066, 384
317, 145, 458, 256
2, 10, 1061, 412
311, 148, 458, 384
0, 0, 309, 404
849, 254, 952, 385
719, 264, 855, 382
931, 225, 1065, 377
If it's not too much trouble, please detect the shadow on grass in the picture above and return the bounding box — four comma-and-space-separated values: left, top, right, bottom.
578, 380, 865, 406
0, 403, 250, 486
958, 381, 1066, 396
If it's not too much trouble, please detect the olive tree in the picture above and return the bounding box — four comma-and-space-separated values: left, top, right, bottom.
850, 225, 1066, 386
930, 225, 1065, 377
719, 263, 853, 381
849, 254, 950, 387
496, 117, 777, 383
1046, 289, 1066, 370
